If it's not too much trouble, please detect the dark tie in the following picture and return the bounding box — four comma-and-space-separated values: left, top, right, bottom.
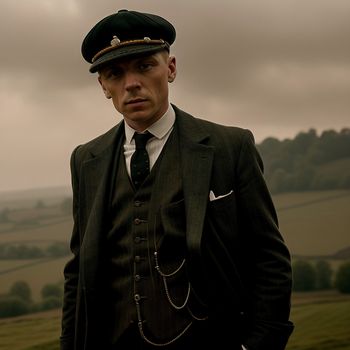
131, 132, 153, 189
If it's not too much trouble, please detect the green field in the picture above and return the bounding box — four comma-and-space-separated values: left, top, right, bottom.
287, 300, 350, 349
0, 214, 72, 299
273, 190, 350, 256
0, 218, 72, 245
0, 293, 349, 350
0, 257, 69, 301
0, 310, 61, 350
0, 190, 349, 349
0, 190, 349, 302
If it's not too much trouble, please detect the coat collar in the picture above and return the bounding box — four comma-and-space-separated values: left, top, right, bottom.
85, 121, 124, 158
83, 105, 214, 257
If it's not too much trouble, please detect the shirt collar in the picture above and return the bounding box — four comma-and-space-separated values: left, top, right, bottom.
124, 104, 175, 144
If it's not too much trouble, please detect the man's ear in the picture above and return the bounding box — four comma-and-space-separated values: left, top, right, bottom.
98, 76, 112, 99
167, 55, 177, 83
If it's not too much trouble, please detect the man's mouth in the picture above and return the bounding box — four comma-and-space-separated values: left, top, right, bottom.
125, 98, 146, 105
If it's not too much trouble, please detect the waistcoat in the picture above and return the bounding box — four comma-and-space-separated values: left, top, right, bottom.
105, 127, 204, 345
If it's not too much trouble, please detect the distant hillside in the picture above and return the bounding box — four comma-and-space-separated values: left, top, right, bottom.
0, 186, 71, 210
0, 190, 348, 299
258, 128, 350, 194
332, 246, 350, 259
272, 190, 350, 256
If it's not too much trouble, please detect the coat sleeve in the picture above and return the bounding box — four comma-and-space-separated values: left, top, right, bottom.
235, 130, 294, 350
60, 146, 82, 350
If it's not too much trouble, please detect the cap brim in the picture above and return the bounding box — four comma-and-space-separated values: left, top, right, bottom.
89, 43, 168, 73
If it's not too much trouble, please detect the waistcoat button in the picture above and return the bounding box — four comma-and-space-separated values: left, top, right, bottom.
134, 218, 141, 225
135, 274, 141, 282
135, 255, 141, 262
134, 236, 141, 243
134, 201, 142, 207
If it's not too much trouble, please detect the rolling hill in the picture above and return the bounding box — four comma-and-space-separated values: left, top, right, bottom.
273, 190, 350, 256
0, 189, 349, 300
0, 187, 349, 350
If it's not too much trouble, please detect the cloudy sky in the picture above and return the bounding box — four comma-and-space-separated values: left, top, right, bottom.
1, 0, 349, 192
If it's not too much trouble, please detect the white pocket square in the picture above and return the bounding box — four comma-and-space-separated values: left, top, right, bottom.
209, 190, 234, 202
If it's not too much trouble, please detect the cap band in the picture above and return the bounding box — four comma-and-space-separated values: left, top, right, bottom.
92, 37, 168, 63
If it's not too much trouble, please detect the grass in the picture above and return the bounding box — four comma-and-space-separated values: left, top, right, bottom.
0, 310, 61, 350
287, 299, 350, 349
292, 290, 350, 306
0, 259, 37, 273
0, 216, 72, 301
0, 292, 349, 350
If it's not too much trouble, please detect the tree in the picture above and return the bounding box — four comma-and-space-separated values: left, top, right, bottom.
315, 260, 332, 290
292, 129, 317, 154
257, 128, 350, 193
9, 281, 32, 302
292, 260, 316, 291
269, 168, 294, 194
334, 261, 350, 293
40, 296, 62, 311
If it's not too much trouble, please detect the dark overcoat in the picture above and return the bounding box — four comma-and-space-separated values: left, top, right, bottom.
60, 105, 294, 350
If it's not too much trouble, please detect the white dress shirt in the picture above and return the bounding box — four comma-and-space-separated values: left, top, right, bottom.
123, 104, 175, 177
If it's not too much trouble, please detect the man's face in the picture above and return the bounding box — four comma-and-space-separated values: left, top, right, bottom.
98, 51, 176, 131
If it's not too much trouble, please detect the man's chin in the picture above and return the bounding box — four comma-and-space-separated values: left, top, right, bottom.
125, 110, 149, 120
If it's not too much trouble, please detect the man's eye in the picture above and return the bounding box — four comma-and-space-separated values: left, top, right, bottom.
139, 63, 152, 71
106, 69, 122, 78
112, 70, 122, 76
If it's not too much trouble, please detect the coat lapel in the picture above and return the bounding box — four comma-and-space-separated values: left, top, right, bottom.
79, 122, 124, 289
174, 106, 214, 258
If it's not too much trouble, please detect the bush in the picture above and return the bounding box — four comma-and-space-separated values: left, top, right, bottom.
0, 296, 30, 318
40, 296, 62, 311
46, 242, 70, 257
334, 261, 350, 293
315, 260, 333, 290
41, 284, 62, 299
292, 260, 316, 291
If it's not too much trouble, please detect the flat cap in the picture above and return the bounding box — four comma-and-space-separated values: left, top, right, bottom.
81, 9, 176, 73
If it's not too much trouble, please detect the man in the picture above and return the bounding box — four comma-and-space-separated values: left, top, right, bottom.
61, 9, 294, 350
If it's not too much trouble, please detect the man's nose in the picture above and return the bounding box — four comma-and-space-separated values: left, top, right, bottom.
125, 72, 141, 91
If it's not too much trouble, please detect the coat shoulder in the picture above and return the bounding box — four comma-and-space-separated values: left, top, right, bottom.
173, 105, 255, 146
72, 122, 123, 163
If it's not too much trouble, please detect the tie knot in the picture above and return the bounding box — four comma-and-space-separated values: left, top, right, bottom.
133, 132, 153, 149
